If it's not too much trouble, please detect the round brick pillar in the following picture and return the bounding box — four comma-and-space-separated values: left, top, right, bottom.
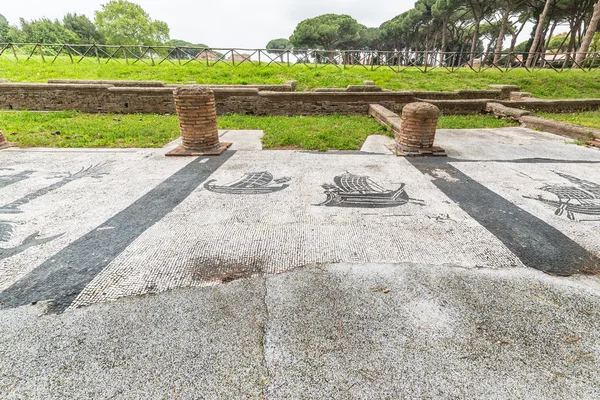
167, 86, 231, 156
396, 102, 445, 156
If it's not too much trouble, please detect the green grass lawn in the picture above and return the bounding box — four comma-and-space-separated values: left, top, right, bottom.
436, 114, 520, 129
0, 111, 180, 148
0, 111, 518, 150
218, 114, 387, 150
1, 59, 599, 99
219, 114, 518, 150
537, 111, 600, 130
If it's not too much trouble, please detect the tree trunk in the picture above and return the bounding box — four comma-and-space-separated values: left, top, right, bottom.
509, 15, 529, 53
563, 27, 577, 68
526, 0, 553, 68
494, 0, 513, 64
439, 20, 447, 65
470, 20, 481, 67
543, 21, 557, 52
575, 0, 600, 66
537, 20, 557, 66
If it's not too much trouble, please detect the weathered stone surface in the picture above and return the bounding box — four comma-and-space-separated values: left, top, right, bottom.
520, 115, 600, 139
346, 85, 382, 92
415, 99, 489, 114
486, 102, 532, 118
2, 81, 597, 117
489, 84, 521, 99
368, 104, 401, 129
48, 79, 166, 87
497, 99, 600, 113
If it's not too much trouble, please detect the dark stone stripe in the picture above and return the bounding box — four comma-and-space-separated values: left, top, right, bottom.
0, 152, 235, 313
408, 158, 599, 276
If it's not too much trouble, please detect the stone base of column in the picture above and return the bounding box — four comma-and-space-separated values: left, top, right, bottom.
385, 143, 447, 157
166, 142, 232, 157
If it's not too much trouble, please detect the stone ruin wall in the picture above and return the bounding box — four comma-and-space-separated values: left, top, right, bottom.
0, 80, 599, 116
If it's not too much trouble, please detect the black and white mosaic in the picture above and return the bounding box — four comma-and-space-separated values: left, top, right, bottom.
0, 164, 107, 215
68, 152, 525, 309
0, 170, 34, 189
2, 127, 600, 312
317, 172, 411, 208
525, 172, 600, 221
204, 171, 291, 195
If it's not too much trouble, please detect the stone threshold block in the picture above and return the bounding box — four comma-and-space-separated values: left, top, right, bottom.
384, 143, 447, 157
166, 142, 232, 156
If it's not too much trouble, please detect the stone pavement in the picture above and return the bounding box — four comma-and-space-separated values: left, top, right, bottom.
1, 127, 600, 398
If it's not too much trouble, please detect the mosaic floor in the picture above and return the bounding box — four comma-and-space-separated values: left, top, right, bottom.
1, 128, 599, 312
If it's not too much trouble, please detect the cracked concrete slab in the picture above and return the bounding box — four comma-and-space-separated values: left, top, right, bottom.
0, 277, 269, 399
359, 134, 393, 154
262, 263, 600, 399
1, 263, 600, 399
434, 127, 600, 161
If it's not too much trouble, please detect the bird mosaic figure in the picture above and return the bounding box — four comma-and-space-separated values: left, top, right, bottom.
526, 172, 600, 221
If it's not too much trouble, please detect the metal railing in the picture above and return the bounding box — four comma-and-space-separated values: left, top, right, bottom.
1, 43, 599, 72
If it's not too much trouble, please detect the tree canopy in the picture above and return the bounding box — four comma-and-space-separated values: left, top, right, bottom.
18, 18, 80, 44
266, 38, 291, 51
63, 13, 103, 44
290, 14, 362, 50
94, 0, 170, 46
0, 2, 174, 46
0, 14, 9, 42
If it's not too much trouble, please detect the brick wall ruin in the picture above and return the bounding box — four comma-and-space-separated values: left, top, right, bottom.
0, 80, 598, 116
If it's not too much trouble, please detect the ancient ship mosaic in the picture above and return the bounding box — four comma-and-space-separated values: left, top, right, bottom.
525, 172, 600, 221
204, 171, 291, 195
317, 172, 410, 208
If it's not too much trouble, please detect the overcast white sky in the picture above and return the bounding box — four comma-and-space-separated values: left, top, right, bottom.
1, 0, 417, 48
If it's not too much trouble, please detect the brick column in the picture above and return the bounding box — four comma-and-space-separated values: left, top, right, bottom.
0, 129, 9, 149
394, 102, 446, 156
166, 86, 231, 156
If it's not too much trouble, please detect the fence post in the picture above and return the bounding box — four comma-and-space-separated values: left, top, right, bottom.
66, 45, 74, 63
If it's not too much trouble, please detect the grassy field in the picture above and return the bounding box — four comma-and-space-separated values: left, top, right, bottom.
1, 59, 599, 99
219, 114, 518, 150
0, 111, 180, 148
0, 111, 518, 150
537, 111, 600, 129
